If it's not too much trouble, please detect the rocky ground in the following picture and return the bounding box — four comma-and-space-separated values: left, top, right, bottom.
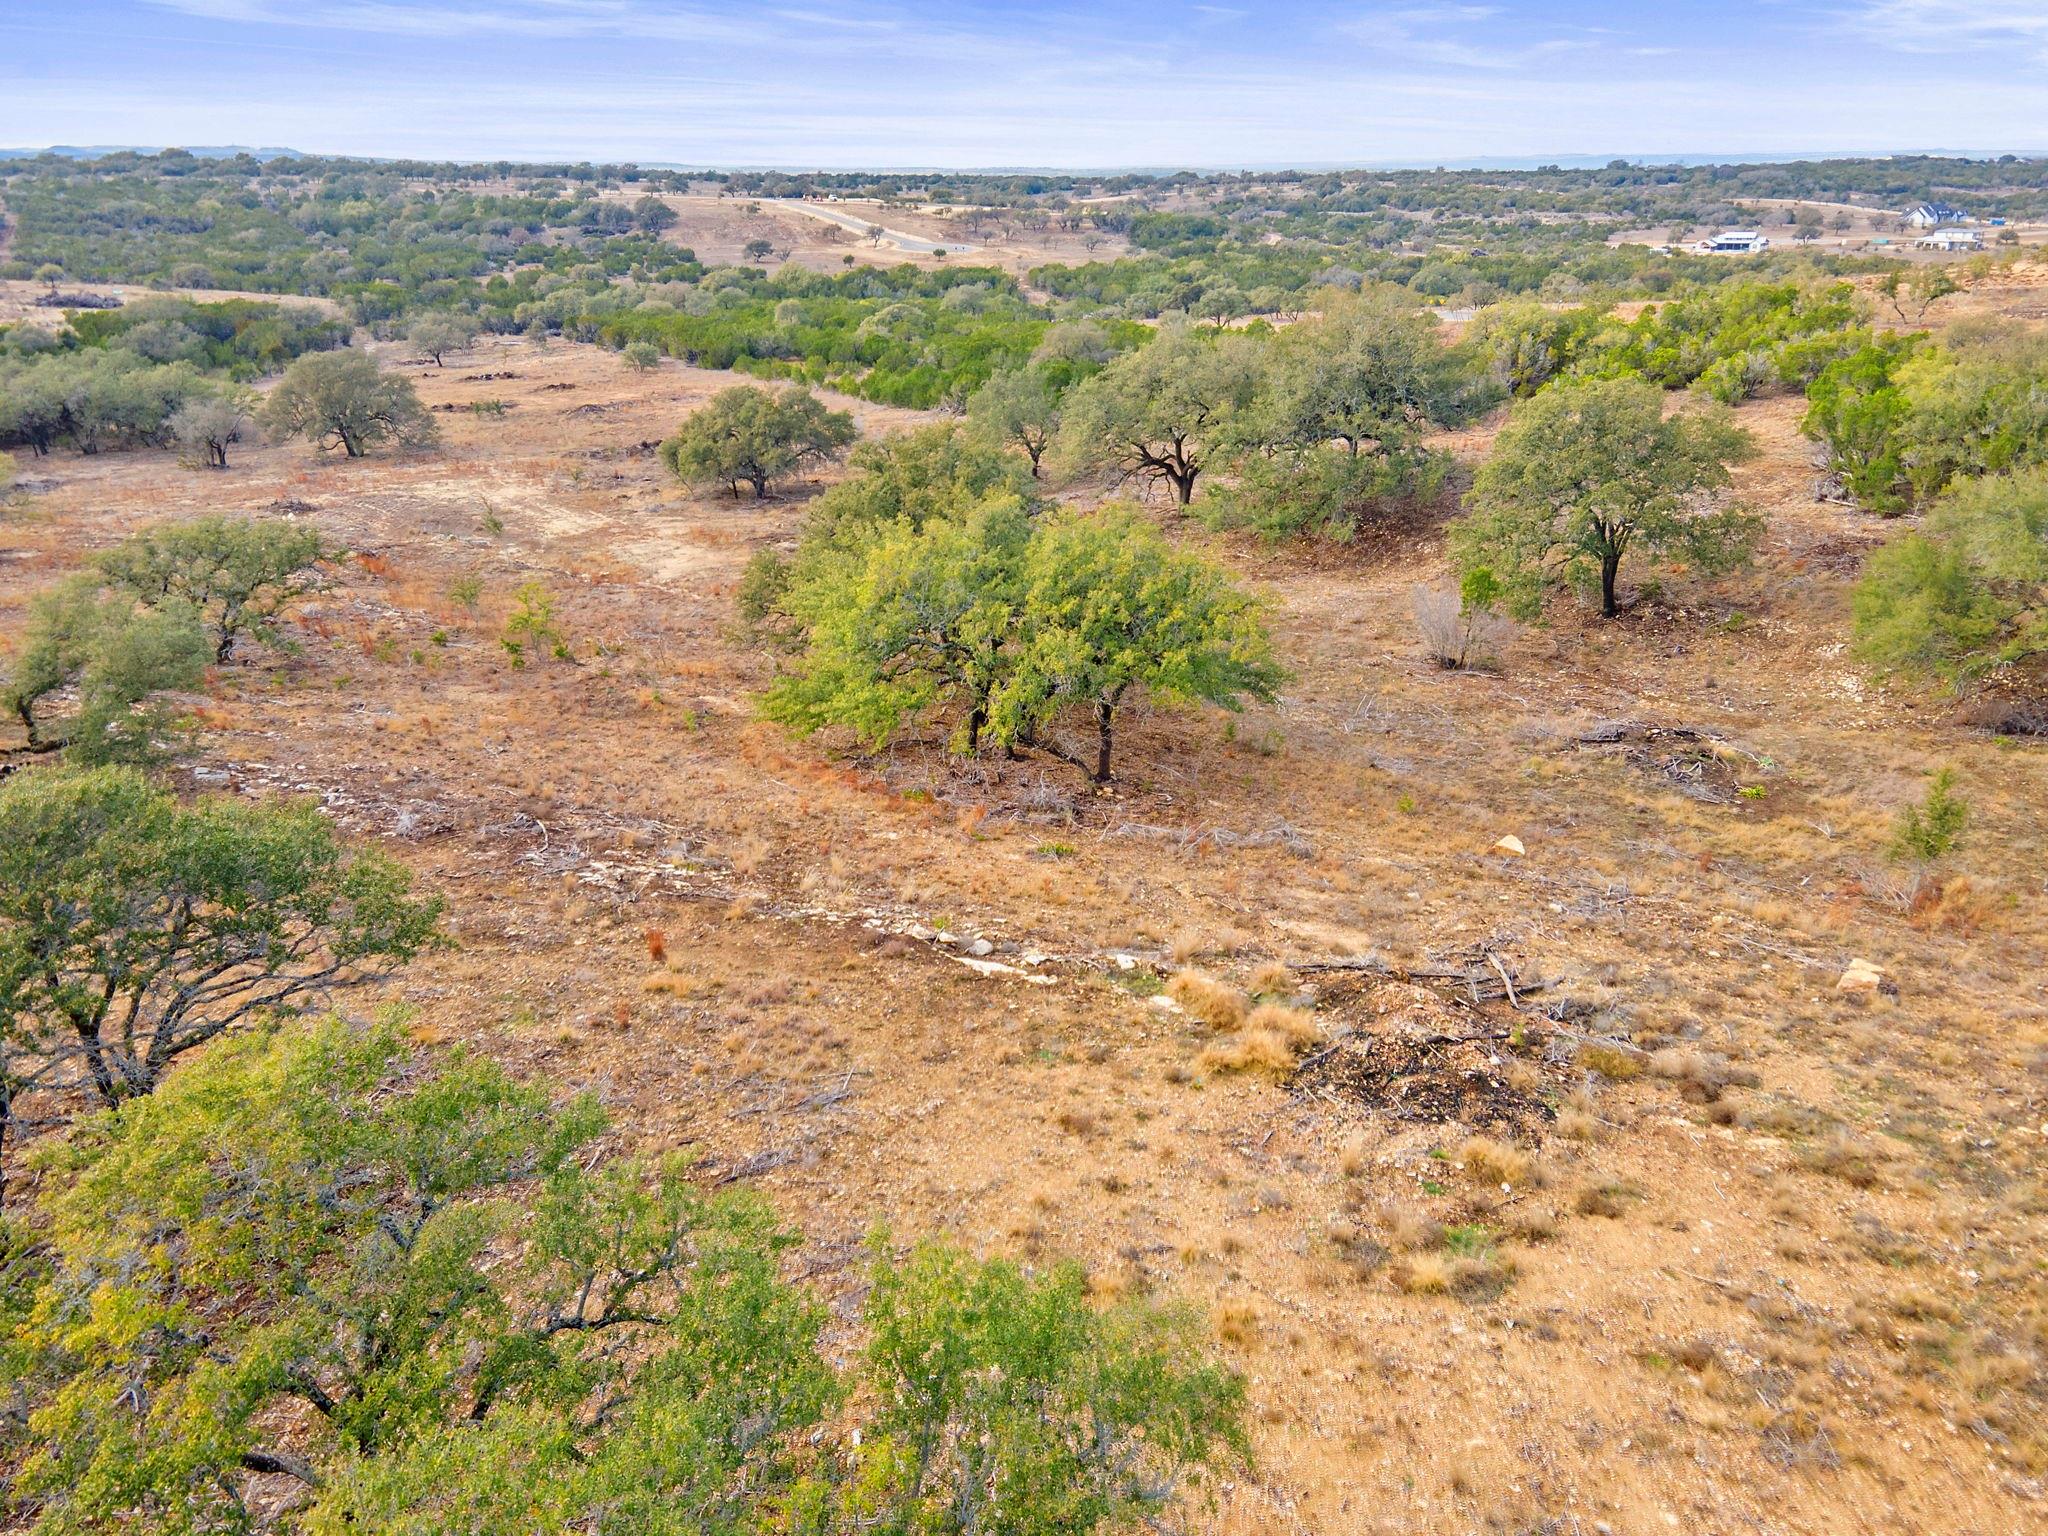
2, 323, 2044, 1535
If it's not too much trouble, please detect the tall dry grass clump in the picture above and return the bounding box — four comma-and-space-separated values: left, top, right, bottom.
1167, 970, 1248, 1031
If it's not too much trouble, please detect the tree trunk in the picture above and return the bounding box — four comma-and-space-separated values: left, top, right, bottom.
1600, 551, 1622, 618
750, 473, 769, 499
1093, 699, 1115, 782
74, 1020, 119, 1105
1167, 467, 1196, 506
964, 698, 987, 752
241, 1448, 323, 1489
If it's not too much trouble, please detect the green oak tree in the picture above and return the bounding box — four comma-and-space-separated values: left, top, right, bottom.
1802, 337, 1918, 514
659, 383, 855, 499
765, 494, 1032, 752
1451, 377, 1759, 619
264, 350, 439, 458
407, 312, 477, 367
1054, 323, 1261, 506
967, 363, 1062, 478
991, 508, 1286, 781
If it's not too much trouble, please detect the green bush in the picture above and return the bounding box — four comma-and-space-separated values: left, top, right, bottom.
97, 515, 326, 661
1577, 280, 1865, 402
1802, 337, 1918, 513
1890, 767, 1968, 863
4, 1018, 1244, 1535
1853, 466, 2048, 682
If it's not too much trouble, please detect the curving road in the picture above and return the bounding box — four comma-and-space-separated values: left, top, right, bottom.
762, 199, 979, 257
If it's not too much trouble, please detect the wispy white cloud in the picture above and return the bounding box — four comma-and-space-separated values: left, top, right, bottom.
13, 2, 2046, 166
147, 0, 899, 47
1844, 0, 2048, 61
1340, 3, 1592, 71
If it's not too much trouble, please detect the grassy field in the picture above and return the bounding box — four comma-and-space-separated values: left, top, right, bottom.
3, 284, 2045, 1533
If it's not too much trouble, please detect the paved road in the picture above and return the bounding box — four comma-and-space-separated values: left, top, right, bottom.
764, 200, 979, 257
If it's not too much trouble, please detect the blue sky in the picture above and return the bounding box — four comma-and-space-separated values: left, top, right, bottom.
4, 1, 2047, 167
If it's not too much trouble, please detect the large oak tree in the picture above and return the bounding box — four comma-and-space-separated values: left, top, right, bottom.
1452, 377, 1759, 619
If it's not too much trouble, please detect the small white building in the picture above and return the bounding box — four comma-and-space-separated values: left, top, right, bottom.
1905, 202, 1970, 229
1915, 229, 1983, 252
1702, 230, 1770, 254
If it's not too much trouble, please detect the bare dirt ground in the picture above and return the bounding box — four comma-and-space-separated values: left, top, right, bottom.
620, 192, 1126, 277
0, 276, 342, 327
3, 330, 2045, 1535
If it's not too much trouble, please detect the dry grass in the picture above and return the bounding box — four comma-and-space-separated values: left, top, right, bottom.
1390, 1253, 1453, 1295
1803, 1132, 1887, 1189
1247, 960, 1295, 998
4, 317, 2043, 1532
1457, 1135, 1535, 1188
1167, 970, 1249, 1031
1577, 1042, 1645, 1081
1243, 1001, 1319, 1045
1197, 1027, 1298, 1076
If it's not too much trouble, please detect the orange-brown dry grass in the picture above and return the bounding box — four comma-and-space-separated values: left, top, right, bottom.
5, 324, 2048, 1535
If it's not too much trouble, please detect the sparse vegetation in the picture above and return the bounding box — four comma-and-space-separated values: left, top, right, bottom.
500, 579, 569, 665
5, 142, 2048, 1535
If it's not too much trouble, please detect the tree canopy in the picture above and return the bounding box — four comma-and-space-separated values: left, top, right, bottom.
1, 577, 211, 764
659, 384, 856, 499
263, 350, 438, 458
97, 516, 327, 662
765, 494, 1034, 753
407, 312, 476, 367
990, 508, 1287, 780
1452, 377, 1759, 618
1055, 324, 1261, 506
3, 1016, 1245, 1534
0, 767, 448, 1183
968, 363, 1062, 478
